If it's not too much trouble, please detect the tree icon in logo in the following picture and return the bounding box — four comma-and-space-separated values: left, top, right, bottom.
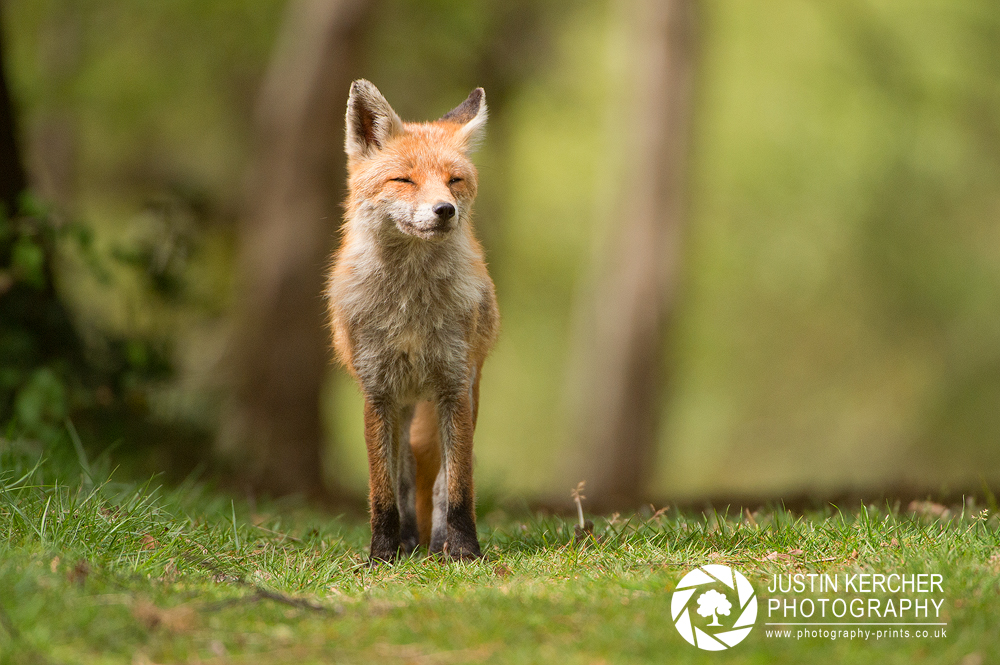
671, 564, 757, 650
697, 589, 732, 626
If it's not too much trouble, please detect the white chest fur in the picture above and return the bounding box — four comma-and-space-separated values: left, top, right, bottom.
330, 224, 486, 396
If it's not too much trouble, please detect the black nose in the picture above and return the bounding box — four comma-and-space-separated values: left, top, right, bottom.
433, 202, 456, 219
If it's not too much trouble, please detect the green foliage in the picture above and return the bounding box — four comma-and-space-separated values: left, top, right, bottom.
1, 199, 85, 442
661, 0, 1000, 496
6, 0, 1000, 498
1, 447, 999, 663
9, 234, 45, 290
12, 367, 68, 441
0, 199, 173, 446
4, 0, 277, 451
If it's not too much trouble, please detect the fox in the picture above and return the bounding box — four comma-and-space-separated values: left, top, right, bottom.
327, 80, 499, 562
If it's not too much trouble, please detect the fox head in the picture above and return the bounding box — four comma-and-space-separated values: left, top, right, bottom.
344, 80, 487, 241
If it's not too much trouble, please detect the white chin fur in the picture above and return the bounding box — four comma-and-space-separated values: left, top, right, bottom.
397, 220, 453, 240
392, 203, 458, 239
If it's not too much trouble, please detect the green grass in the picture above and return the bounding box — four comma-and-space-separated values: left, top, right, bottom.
1, 440, 998, 664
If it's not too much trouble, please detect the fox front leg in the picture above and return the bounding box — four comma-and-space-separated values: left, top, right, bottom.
395, 404, 420, 554
431, 391, 481, 560
363, 396, 403, 562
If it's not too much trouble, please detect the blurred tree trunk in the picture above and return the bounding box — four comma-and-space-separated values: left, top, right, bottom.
217, 0, 372, 498
1, 13, 90, 429
0, 18, 27, 214
29, 4, 81, 213
464, 1, 564, 255
566, 0, 697, 509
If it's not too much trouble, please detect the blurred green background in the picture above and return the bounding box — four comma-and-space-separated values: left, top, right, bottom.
3, 0, 999, 505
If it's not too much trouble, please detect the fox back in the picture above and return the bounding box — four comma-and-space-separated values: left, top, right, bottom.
327, 81, 498, 560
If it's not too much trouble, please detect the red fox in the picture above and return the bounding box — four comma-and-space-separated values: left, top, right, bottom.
327, 80, 499, 561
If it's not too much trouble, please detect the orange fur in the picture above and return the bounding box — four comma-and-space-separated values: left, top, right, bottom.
409, 401, 440, 544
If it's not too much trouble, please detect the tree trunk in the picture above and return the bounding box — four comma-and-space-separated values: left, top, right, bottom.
217, 0, 372, 498
27, 3, 81, 213
0, 16, 27, 215
566, 0, 697, 509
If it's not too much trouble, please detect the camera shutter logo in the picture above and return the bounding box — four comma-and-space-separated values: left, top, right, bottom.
671, 564, 757, 650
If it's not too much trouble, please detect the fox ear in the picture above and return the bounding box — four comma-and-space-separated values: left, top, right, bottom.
442, 88, 487, 152
345, 79, 404, 159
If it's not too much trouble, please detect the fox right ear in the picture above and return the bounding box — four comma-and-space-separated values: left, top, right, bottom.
345, 80, 403, 159
442, 87, 487, 152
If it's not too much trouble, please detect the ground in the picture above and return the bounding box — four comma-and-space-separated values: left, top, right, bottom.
1, 441, 998, 664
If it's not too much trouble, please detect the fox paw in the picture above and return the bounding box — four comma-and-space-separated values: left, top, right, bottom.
440, 535, 481, 561
369, 536, 402, 564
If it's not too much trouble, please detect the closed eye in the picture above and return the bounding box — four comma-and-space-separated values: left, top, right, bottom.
390, 177, 414, 184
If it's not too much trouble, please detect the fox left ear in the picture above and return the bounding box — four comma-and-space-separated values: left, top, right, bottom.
442, 88, 487, 152
345, 79, 404, 159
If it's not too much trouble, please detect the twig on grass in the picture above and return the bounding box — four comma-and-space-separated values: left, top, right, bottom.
254, 524, 303, 543
807, 556, 838, 564
181, 550, 338, 614
199, 587, 337, 614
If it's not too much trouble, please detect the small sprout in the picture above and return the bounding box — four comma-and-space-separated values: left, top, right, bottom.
570, 481, 594, 543
571, 481, 586, 529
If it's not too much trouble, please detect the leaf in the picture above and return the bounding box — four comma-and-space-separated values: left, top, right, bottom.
68, 559, 90, 586
908, 500, 950, 519
11, 236, 46, 289
757, 549, 802, 562
14, 368, 69, 436
132, 600, 196, 633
